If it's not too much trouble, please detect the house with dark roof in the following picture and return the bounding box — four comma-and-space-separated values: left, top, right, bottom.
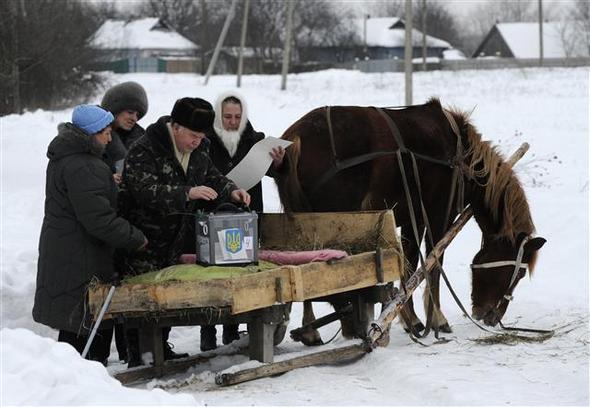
91, 18, 199, 73
473, 21, 589, 58
300, 17, 452, 64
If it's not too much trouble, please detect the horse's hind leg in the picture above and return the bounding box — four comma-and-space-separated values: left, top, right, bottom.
295, 300, 323, 346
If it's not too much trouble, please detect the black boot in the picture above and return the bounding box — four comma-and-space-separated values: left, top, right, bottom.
161, 327, 188, 360
163, 341, 188, 360
200, 325, 218, 351
126, 328, 142, 368
114, 323, 128, 362
222, 324, 240, 345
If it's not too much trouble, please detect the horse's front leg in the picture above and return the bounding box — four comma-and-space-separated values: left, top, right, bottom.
423, 233, 452, 334
400, 225, 426, 334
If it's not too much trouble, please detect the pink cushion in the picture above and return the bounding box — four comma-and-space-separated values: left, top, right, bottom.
258, 249, 347, 265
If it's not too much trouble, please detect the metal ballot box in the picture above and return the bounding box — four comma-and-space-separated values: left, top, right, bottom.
195, 206, 258, 266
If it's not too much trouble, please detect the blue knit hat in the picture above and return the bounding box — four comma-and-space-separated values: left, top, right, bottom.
72, 104, 114, 135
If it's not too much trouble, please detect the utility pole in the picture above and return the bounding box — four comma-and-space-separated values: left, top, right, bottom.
363, 14, 369, 55
200, 0, 209, 75
10, 0, 21, 114
421, 0, 427, 72
538, 0, 544, 66
204, 0, 238, 85
281, 0, 295, 91
404, 0, 413, 106
237, 0, 250, 87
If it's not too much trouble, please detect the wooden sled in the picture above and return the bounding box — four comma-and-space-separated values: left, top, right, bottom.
88, 210, 403, 384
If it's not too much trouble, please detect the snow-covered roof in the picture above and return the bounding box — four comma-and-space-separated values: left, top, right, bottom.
353, 17, 451, 48
496, 22, 588, 58
91, 18, 198, 50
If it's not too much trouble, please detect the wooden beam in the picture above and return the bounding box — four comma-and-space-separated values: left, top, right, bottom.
215, 343, 368, 386
259, 210, 399, 253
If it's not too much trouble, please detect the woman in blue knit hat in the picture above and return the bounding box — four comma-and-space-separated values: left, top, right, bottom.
33, 105, 147, 366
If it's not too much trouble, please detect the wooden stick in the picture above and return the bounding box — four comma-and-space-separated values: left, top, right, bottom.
369, 142, 530, 343
216, 343, 367, 386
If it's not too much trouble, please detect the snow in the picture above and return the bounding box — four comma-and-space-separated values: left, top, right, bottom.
91, 18, 198, 51
496, 22, 589, 58
442, 48, 467, 60
1, 67, 589, 405
353, 17, 451, 48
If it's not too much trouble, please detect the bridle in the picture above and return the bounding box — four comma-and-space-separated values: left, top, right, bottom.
470, 236, 530, 315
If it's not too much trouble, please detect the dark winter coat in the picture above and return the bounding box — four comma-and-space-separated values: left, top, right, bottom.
103, 124, 145, 172
121, 116, 238, 274
206, 121, 265, 213
33, 123, 146, 334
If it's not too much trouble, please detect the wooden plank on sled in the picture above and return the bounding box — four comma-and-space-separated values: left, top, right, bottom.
259, 210, 401, 253
216, 342, 368, 386
230, 248, 401, 314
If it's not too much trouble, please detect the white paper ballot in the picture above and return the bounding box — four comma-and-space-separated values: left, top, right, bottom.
225, 137, 292, 191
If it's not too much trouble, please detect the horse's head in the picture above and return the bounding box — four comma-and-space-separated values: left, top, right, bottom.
470, 233, 546, 326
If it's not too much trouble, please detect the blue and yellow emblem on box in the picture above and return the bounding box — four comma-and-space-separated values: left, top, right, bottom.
225, 228, 243, 254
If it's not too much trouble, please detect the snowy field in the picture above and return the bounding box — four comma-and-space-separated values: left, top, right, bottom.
1, 67, 588, 406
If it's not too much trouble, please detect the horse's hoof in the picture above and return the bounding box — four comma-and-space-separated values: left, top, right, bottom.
375, 330, 390, 347
404, 322, 425, 334
290, 326, 324, 346
437, 323, 452, 333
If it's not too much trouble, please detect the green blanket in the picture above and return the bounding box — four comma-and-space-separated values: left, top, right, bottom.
123, 260, 278, 285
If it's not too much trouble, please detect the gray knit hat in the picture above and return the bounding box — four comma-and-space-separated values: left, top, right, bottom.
101, 81, 148, 119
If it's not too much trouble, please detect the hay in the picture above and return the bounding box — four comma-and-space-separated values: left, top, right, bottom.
123, 260, 278, 285
472, 331, 554, 345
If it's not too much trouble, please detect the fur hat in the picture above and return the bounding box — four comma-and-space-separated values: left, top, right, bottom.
72, 105, 114, 135
171, 97, 214, 132
101, 81, 148, 119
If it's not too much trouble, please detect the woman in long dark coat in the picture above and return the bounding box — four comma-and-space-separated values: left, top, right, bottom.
202, 91, 285, 350
33, 104, 146, 365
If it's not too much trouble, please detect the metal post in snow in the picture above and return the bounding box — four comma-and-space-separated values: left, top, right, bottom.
204, 0, 238, 85
404, 0, 413, 105
237, 0, 250, 88
538, 0, 544, 66
281, 0, 295, 91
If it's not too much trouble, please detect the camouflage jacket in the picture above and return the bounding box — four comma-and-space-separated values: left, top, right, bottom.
121, 116, 237, 274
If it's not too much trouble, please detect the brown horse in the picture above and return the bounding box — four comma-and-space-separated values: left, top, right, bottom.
275, 98, 546, 344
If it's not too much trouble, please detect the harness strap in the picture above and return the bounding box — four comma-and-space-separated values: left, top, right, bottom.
311, 106, 455, 194
325, 106, 339, 164
375, 107, 407, 152
470, 261, 529, 269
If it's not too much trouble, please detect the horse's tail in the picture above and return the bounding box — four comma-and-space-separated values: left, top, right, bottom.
276, 130, 309, 213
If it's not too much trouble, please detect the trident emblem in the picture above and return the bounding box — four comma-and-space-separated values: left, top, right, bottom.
225, 228, 243, 254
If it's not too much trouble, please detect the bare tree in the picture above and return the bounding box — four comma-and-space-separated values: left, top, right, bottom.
570, 0, 590, 55
0, 0, 104, 115
412, 0, 461, 49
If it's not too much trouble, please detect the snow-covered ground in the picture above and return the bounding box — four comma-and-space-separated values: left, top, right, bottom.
1, 67, 588, 406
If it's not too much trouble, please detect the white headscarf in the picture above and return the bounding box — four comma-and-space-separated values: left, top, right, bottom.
213, 90, 248, 157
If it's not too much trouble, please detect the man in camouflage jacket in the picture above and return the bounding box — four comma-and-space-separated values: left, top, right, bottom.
122, 97, 250, 275
120, 97, 250, 365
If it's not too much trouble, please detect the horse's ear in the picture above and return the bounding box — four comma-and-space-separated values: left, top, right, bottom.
524, 237, 546, 253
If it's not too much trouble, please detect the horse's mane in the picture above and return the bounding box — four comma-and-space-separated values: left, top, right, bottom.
448, 107, 535, 243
